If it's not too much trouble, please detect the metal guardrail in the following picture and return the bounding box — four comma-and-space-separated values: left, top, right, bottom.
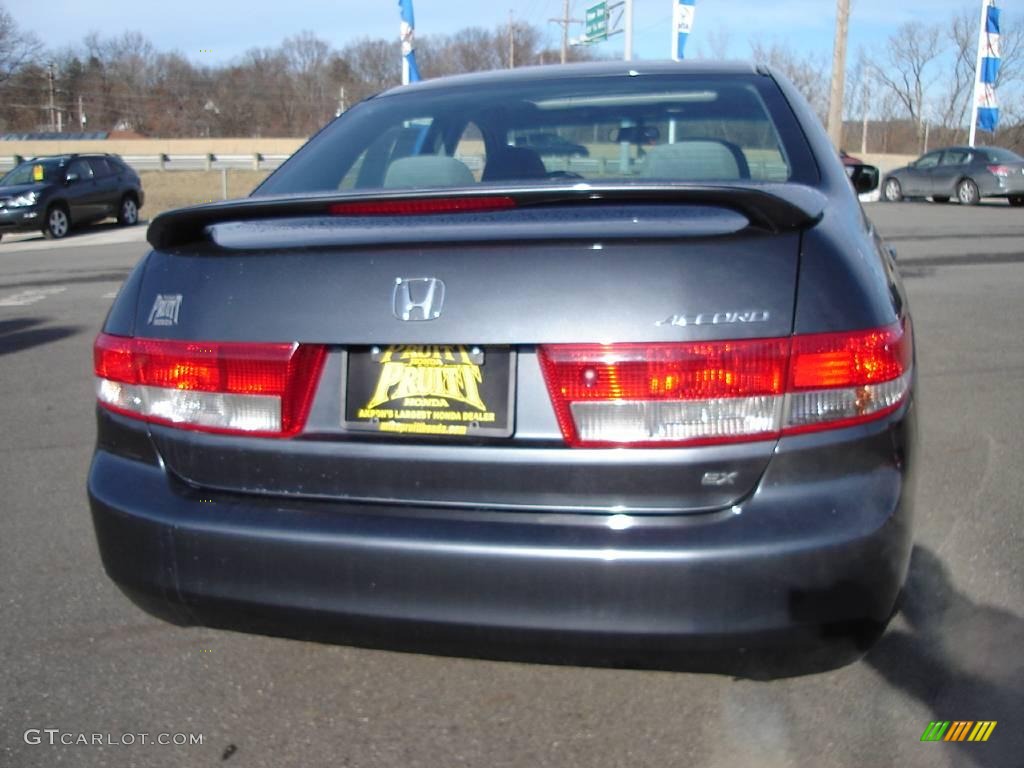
0, 153, 290, 173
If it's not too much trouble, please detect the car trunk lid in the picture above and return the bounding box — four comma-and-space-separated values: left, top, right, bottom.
134, 190, 815, 513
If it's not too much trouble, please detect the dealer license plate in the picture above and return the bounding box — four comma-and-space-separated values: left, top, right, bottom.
344, 345, 515, 438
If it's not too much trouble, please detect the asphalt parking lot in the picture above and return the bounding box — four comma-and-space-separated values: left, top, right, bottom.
1, 202, 1022, 768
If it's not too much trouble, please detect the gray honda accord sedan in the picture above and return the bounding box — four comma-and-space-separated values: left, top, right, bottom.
882, 145, 1024, 206
88, 62, 915, 673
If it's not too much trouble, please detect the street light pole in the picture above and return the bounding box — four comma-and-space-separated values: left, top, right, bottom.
561, 0, 570, 63
623, 0, 633, 61
826, 0, 850, 149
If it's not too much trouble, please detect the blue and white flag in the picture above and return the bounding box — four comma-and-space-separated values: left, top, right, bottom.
672, 0, 696, 61
975, 0, 1000, 132
398, 0, 421, 84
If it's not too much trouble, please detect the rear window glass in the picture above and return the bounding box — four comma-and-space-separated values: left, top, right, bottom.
984, 147, 1023, 163
257, 73, 817, 196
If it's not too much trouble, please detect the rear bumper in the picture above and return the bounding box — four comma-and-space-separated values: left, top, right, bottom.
88, 403, 917, 655
980, 175, 1024, 197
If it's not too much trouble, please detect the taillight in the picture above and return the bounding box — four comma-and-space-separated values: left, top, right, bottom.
987, 165, 1011, 177
94, 333, 327, 437
785, 323, 912, 435
539, 321, 911, 447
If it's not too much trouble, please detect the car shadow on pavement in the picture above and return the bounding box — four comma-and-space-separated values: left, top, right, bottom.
864, 545, 1023, 767
0, 317, 82, 357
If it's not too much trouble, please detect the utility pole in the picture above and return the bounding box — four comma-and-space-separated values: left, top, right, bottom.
47, 62, 57, 132
508, 9, 516, 68
560, 0, 570, 63
549, 0, 581, 64
860, 91, 869, 155
826, 0, 850, 149
78, 94, 86, 130
859, 59, 871, 155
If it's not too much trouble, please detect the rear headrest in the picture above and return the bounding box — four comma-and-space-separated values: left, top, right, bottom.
482, 146, 548, 182
640, 140, 749, 181
383, 156, 476, 188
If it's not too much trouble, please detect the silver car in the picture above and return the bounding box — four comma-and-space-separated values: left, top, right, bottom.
882, 145, 1024, 206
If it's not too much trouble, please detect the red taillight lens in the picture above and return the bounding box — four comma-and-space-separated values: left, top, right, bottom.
94, 334, 326, 437
988, 165, 1011, 177
327, 196, 517, 216
542, 340, 790, 401
539, 321, 912, 447
539, 340, 789, 447
784, 320, 912, 435
790, 324, 910, 390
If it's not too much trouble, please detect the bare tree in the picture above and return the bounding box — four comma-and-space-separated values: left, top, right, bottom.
419, 28, 504, 78
695, 25, 732, 60
0, 4, 43, 130
750, 39, 830, 120
283, 31, 334, 133
0, 19, 602, 137
873, 22, 944, 149
0, 4, 41, 84
939, 8, 980, 140
338, 38, 401, 103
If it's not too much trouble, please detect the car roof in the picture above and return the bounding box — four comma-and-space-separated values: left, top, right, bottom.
928, 146, 994, 153
25, 153, 119, 162
376, 60, 764, 98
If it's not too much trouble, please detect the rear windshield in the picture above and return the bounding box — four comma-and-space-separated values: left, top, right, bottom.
983, 147, 1023, 163
256, 73, 817, 196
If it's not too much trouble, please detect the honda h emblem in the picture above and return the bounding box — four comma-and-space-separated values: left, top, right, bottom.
393, 277, 446, 321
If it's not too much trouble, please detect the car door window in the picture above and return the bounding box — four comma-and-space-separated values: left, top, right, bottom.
66, 159, 93, 181
88, 158, 113, 177
939, 150, 969, 166
914, 152, 941, 169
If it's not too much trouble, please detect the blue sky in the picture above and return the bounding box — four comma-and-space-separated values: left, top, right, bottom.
8, 0, 991, 64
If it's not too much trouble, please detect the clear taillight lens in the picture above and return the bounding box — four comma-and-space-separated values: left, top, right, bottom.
539, 339, 789, 447
93, 333, 326, 437
539, 321, 911, 447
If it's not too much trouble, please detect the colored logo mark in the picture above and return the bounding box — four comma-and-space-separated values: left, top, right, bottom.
921, 721, 997, 742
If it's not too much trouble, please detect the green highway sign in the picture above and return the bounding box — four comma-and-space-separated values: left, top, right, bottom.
585, 2, 608, 41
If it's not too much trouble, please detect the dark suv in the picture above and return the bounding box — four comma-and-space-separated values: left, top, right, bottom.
0, 153, 144, 241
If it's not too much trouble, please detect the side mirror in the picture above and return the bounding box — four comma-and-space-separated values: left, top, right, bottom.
64, 172, 79, 185
846, 163, 879, 194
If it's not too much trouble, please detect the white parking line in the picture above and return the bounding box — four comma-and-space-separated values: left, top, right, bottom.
0, 225, 148, 253
0, 286, 67, 307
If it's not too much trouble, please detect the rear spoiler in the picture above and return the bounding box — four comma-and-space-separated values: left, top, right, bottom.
147, 183, 827, 250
